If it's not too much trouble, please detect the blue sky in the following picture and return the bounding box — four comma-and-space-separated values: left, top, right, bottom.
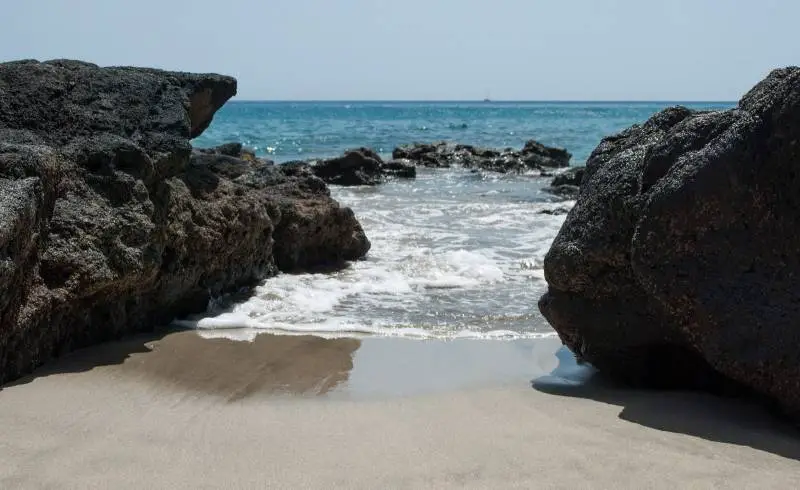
1, 0, 797, 100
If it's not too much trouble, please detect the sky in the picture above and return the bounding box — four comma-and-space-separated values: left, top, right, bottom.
0, 0, 797, 101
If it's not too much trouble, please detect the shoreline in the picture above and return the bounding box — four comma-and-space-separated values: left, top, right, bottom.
2, 330, 800, 488
7, 329, 566, 401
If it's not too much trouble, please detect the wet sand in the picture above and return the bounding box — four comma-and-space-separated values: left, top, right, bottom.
1, 330, 800, 489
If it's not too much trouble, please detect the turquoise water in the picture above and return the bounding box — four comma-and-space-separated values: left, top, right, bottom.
194, 101, 734, 163
189, 101, 735, 340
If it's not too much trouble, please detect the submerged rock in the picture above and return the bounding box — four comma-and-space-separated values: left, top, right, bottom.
0, 59, 370, 384
539, 66, 800, 417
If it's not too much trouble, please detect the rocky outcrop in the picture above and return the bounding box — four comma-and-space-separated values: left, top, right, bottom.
545, 184, 581, 198
292, 139, 569, 187
539, 67, 800, 417
520, 140, 571, 168
392, 139, 571, 173
303, 148, 416, 186
0, 60, 370, 384
310, 148, 384, 186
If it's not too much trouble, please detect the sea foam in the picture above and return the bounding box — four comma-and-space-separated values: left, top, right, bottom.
176, 168, 571, 340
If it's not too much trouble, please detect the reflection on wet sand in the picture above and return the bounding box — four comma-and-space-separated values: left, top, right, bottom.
10, 329, 563, 401
118, 332, 361, 400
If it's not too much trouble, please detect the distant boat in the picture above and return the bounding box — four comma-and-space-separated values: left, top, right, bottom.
483, 90, 491, 102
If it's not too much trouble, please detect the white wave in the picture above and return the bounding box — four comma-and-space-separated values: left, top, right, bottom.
406, 249, 504, 289
180, 168, 573, 341
189, 325, 560, 342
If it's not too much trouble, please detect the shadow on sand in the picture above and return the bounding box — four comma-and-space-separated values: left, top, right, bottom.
4, 329, 361, 401
3, 331, 163, 390
532, 347, 800, 462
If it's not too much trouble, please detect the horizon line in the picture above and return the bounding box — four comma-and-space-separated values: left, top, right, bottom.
229, 99, 737, 104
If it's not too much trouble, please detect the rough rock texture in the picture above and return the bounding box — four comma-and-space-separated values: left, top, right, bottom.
393, 139, 571, 173
0, 60, 370, 383
305, 148, 416, 186
539, 67, 800, 417
311, 148, 384, 186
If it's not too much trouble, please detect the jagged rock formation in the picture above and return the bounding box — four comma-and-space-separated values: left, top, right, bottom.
0, 60, 369, 383
539, 67, 800, 417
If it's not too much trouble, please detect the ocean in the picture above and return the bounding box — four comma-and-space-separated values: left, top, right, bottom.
189, 101, 733, 340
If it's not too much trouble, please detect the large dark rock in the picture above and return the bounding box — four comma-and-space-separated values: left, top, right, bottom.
539, 67, 800, 417
0, 59, 236, 145
0, 60, 370, 384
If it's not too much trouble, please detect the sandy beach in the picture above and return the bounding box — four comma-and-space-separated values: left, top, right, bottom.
2, 2, 800, 488
0, 330, 798, 489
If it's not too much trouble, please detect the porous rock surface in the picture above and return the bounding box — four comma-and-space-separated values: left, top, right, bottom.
539, 67, 800, 416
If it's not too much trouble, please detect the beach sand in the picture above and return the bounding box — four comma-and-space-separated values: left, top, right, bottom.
1, 330, 800, 489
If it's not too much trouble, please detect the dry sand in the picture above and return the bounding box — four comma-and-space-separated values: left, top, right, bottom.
1, 330, 800, 489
